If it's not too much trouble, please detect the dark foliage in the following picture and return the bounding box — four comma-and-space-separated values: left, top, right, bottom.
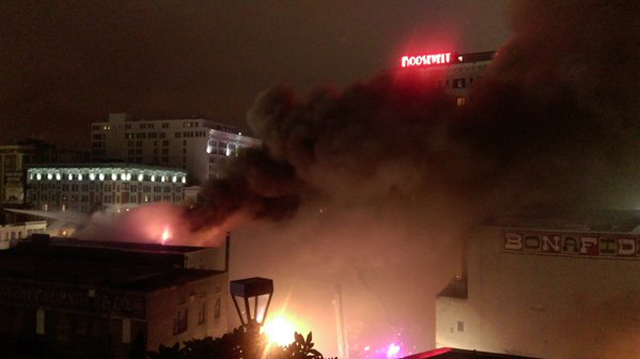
147, 325, 335, 359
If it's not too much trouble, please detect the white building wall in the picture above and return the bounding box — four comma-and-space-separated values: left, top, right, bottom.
26, 165, 187, 214
436, 226, 640, 358
0, 221, 47, 249
91, 114, 261, 184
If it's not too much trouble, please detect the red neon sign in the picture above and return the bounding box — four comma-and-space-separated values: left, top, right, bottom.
401, 52, 451, 68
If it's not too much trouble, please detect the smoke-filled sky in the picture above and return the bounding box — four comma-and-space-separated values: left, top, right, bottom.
0, 0, 510, 147
179, 0, 639, 356
5, 0, 640, 357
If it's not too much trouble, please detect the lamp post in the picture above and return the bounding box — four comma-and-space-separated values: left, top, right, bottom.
230, 277, 274, 327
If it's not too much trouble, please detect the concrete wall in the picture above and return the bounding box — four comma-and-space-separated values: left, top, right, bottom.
146, 273, 228, 351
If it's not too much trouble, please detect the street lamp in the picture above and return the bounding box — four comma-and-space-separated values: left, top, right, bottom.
230, 277, 274, 327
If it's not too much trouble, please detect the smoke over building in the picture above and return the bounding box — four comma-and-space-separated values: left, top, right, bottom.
165, 0, 640, 356
187, 0, 639, 235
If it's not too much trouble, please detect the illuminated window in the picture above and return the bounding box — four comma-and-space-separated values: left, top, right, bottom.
456, 97, 467, 107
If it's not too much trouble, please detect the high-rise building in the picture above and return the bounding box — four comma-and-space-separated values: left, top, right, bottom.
396, 51, 495, 106
26, 163, 187, 214
90, 113, 261, 184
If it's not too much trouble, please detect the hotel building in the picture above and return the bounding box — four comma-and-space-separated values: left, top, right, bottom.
396, 51, 495, 106
26, 163, 187, 214
90, 113, 261, 184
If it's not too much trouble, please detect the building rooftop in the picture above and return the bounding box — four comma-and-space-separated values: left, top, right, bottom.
26, 162, 186, 173
50, 237, 211, 254
0, 236, 224, 292
403, 347, 538, 359
483, 208, 640, 233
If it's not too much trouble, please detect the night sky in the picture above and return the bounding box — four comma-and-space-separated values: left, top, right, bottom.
0, 1, 511, 148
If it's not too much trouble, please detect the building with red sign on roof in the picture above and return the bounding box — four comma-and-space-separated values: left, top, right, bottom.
435, 210, 640, 358
396, 51, 495, 107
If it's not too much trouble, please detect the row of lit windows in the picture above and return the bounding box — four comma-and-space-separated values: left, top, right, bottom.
28, 170, 186, 184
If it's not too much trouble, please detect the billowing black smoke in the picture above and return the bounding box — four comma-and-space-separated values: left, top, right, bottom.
180, 0, 639, 355
188, 0, 639, 233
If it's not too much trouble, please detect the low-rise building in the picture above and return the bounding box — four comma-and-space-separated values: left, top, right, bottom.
26, 163, 187, 214
0, 220, 47, 249
435, 211, 640, 358
0, 235, 229, 358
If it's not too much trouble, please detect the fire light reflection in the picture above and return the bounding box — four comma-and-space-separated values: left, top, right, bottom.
161, 226, 171, 244
262, 316, 297, 346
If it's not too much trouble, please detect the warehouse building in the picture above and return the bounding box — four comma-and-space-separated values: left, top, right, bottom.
435, 211, 640, 358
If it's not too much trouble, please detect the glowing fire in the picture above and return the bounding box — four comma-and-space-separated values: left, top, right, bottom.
161, 227, 171, 244
262, 316, 296, 346
386, 343, 400, 358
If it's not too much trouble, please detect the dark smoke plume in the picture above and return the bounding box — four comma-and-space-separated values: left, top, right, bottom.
179, 1, 639, 354
188, 0, 640, 234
